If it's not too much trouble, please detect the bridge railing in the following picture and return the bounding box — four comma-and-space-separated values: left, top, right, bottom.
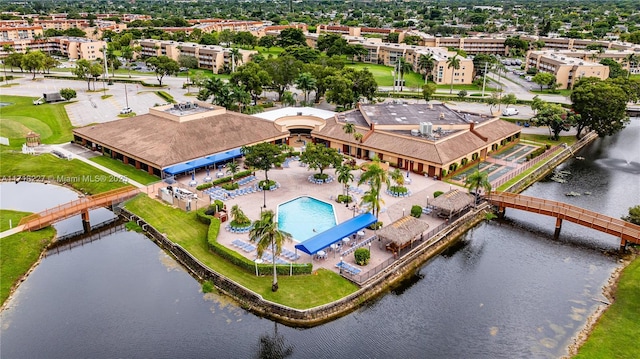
19, 187, 139, 229
490, 192, 640, 241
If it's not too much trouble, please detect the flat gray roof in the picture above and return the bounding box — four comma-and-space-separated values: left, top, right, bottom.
353, 103, 487, 126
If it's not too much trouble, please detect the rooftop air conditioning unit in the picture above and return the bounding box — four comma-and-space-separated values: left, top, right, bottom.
410, 129, 420, 136
420, 122, 433, 135
428, 103, 434, 110
439, 112, 445, 119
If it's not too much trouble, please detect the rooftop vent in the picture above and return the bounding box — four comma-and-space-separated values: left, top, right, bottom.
439, 112, 445, 119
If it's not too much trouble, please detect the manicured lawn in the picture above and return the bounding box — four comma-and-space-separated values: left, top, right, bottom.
0, 151, 130, 194
89, 155, 160, 185
179, 69, 231, 81
0, 95, 73, 148
0, 226, 56, 305
345, 62, 424, 89
521, 133, 578, 147
124, 195, 358, 308
436, 83, 488, 91
530, 89, 573, 96
574, 257, 640, 359
256, 46, 285, 57
0, 209, 31, 232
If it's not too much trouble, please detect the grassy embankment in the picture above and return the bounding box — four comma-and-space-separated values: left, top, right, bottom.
574, 257, 640, 359
124, 195, 358, 309
0, 210, 56, 305
0, 95, 134, 307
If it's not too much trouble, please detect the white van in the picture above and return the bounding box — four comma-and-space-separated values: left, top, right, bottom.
502, 108, 519, 116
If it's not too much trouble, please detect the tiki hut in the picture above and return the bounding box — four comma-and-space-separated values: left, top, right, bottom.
377, 216, 430, 256
429, 189, 475, 219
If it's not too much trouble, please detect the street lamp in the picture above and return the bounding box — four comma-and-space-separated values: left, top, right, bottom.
262, 182, 267, 208
369, 242, 372, 259
339, 256, 343, 274
402, 208, 405, 217
254, 258, 263, 276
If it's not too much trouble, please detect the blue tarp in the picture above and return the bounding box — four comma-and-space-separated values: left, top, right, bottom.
295, 213, 377, 255
163, 148, 243, 175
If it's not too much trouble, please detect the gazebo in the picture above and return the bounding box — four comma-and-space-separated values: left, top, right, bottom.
429, 189, 475, 219
377, 216, 430, 256
25, 131, 41, 147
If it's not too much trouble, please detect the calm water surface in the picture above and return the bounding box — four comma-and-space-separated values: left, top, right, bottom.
1, 120, 638, 358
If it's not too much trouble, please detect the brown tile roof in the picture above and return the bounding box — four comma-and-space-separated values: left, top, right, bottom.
314, 117, 521, 165
73, 111, 286, 168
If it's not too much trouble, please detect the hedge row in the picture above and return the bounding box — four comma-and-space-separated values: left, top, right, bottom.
156, 90, 174, 103
43, 74, 162, 87
198, 204, 312, 276
196, 170, 254, 190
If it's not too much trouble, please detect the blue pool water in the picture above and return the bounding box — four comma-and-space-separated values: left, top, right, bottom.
278, 196, 337, 241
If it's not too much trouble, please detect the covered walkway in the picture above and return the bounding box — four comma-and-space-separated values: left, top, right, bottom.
163, 148, 243, 176
295, 213, 377, 255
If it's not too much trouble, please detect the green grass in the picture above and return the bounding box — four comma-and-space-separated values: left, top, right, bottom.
256, 46, 285, 58
181, 68, 230, 81
0, 226, 56, 305
436, 83, 489, 91
345, 63, 424, 89
0, 151, 130, 194
574, 257, 640, 359
0, 209, 31, 232
0, 95, 73, 148
530, 89, 573, 96
124, 195, 358, 308
89, 155, 159, 185
521, 133, 578, 147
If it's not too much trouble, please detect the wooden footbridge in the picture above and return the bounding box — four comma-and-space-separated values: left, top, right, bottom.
19, 187, 140, 232
488, 192, 640, 249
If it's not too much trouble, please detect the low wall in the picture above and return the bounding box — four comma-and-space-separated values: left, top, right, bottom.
119, 205, 489, 327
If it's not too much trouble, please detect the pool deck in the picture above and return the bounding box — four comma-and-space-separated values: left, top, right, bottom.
162, 153, 458, 276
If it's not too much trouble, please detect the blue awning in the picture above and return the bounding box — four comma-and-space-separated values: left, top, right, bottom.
295, 213, 377, 255
163, 148, 242, 175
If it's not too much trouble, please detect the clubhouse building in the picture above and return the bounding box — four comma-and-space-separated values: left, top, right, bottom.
72, 101, 521, 180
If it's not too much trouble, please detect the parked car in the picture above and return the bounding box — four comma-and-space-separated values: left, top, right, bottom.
120, 107, 133, 114
502, 108, 519, 116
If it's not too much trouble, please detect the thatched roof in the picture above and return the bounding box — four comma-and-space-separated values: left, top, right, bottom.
377, 216, 430, 249
429, 189, 474, 214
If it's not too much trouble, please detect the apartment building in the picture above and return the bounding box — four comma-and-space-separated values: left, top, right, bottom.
0, 36, 105, 60
138, 39, 256, 73
526, 51, 609, 89
316, 24, 404, 42
0, 25, 43, 41
305, 33, 474, 85
529, 49, 640, 75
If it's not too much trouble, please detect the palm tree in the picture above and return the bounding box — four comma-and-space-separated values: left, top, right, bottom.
230, 204, 250, 228
358, 159, 390, 219
464, 170, 491, 207
121, 46, 134, 78
249, 210, 292, 292
624, 53, 637, 79
342, 122, 356, 156
230, 48, 241, 72
294, 72, 317, 104
447, 55, 461, 94
360, 188, 384, 219
336, 164, 354, 206
390, 168, 405, 187
226, 160, 240, 184
417, 53, 435, 84
396, 57, 413, 92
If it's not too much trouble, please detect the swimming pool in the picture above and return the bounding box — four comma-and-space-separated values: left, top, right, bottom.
277, 196, 337, 242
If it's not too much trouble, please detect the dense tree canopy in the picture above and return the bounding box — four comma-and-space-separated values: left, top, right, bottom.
570, 77, 629, 138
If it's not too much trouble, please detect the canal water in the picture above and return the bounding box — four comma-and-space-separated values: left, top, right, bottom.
1, 119, 637, 358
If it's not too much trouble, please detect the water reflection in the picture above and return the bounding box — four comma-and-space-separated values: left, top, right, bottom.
255, 322, 294, 359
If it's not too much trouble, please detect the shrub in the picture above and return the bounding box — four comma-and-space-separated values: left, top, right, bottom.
354, 248, 370, 265
434, 191, 444, 198
441, 169, 448, 177
196, 182, 213, 191
411, 205, 422, 218
389, 186, 407, 195
156, 90, 175, 103
259, 179, 276, 190
222, 182, 239, 191
337, 194, 352, 204
202, 281, 215, 293
368, 222, 383, 230
313, 173, 329, 181
457, 90, 467, 98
